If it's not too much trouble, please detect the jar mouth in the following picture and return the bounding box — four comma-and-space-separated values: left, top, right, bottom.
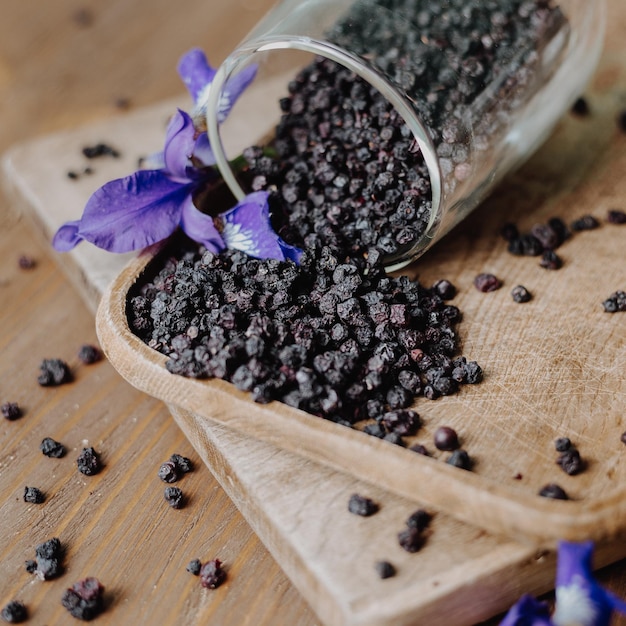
206, 36, 443, 271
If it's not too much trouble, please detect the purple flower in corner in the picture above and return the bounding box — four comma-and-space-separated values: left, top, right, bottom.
53, 108, 223, 254
53, 48, 300, 263
500, 541, 626, 626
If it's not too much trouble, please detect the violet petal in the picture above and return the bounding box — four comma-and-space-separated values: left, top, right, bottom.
52, 220, 83, 252
220, 190, 301, 262
163, 109, 196, 182
193, 132, 215, 167
177, 48, 216, 104
77, 170, 190, 253
217, 64, 258, 123
180, 195, 225, 253
499, 594, 552, 626
552, 541, 626, 626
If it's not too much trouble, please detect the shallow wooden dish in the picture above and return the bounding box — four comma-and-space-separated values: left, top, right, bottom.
96, 195, 626, 546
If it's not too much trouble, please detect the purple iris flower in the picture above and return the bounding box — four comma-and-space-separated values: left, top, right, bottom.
53, 48, 300, 263
500, 541, 626, 626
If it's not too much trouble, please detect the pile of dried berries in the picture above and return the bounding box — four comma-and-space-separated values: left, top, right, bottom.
129, 242, 482, 438
241, 0, 565, 260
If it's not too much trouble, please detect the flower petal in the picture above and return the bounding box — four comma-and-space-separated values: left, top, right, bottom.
553, 541, 626, 626
220, 190, 302, 262
77, 170, 191, 253
192, 132, 215, 167
163, 109, 196, 181
180, 194, 224, 253
52, 220, 83, 252
499, 594, 552, 626
217, 64, 258, 123
177, 48, 216, 104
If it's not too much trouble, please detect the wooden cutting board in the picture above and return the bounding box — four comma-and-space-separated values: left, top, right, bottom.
3, 46, 626, 623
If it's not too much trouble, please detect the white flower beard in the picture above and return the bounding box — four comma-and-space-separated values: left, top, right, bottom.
222, 221, 255, 253
551, 578, 598, 626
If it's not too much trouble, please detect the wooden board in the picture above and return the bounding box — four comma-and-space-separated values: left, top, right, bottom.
4, 37, 626, 626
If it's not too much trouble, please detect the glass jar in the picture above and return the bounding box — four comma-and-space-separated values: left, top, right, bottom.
206, 0, 605, 270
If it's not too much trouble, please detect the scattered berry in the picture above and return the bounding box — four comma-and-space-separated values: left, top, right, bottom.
38, 359, 72, 386
446, 449, 472, 470
186, 559, 202, 575
538, 483, 569, 500
77, 447, 101, 476
348, 493, 379, 517
375, 561, 396, 579
607, 209, 626, 224
18, 255, 36, 270
1, 600, 28, 624
78, 345, 102, 364
61, 577, 105, 621
164, 486, 184, 509
1, 402, 22, 421
23, 486, 45, 504
511, 285, 532, 303
602, 291, 626, 313
473, 273, 502, 293
199, 559, 226, 589
40, 437, 66, 458
433, 426, 460, 451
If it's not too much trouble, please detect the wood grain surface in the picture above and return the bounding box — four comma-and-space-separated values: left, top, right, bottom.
1, 1, 626, 625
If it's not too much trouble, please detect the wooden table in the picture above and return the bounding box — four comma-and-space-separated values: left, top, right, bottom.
0, 1, 625, 624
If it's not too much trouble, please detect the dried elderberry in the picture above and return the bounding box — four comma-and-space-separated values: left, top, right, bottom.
557, 448, 584, 476
348, 493, 379, 517
164, 486, 184, 509
473, 273, 502, 293
1, 600, 28, 624
602, 291, 626, 313
23, 486, 45, 504
433, 426, 460, 451
31, 537, 64, 580
199, 559, 226, 589
570, 215, 599, 231
446, 449, 472, 471
539, 249, 563, 270
607, 209, 626, 224
77, 447, 101, 476
570, 97, 590, 116
18, 255, 36, 270
61, 577, 105, 621
82, 143, 120, 159
158, 460, 179, 483
555, 437, 572, 452
40, 437, 66, 458
1, 402, 22, 421
78, 344, 102, 365
38, 359, 72, 386
538, 483, 569, 500
511, 285, 532, 303
170, 453, 193, 474
397, 527, 424, 553
186, 559, 202, 575
406, 509, 432, 532
375, 561, 396, 579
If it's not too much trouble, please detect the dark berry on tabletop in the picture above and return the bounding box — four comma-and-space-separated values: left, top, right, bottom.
1, 600, 28, 624
164, 486, 184, 509
348, 493, 379, 517
82, 143, 120, 159
406, 509, 432, 532
40, 437, 66, 458
538, 484, 569, 500
32, 538, 64, 580
38, 359, 72, 386
539, 249, 563, 270
602, 291, 626, 313
78, 344, 102, 364
570, 97, 590, 116
398, 527, 424, 553
607, 209, 626, 224
77, 447, 101, 476
432, 280, 456, 300
554, 437, 571, 452
434, 426, 460, 451
557, 448, 584, 476
18, 255, 36, 270
473, 273, 502, 293
187, 559, 202, 575
446, 449, 472, 470
23, 486, 45, 504
570, 215, 599, 231
511, 285, 532, 303
61, 577, 105, 621
158, 460, 179, 483
170, 453, 193, 474
375, 561, 396, 579
1, 402, 22, 421
200, 559, 226, 589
